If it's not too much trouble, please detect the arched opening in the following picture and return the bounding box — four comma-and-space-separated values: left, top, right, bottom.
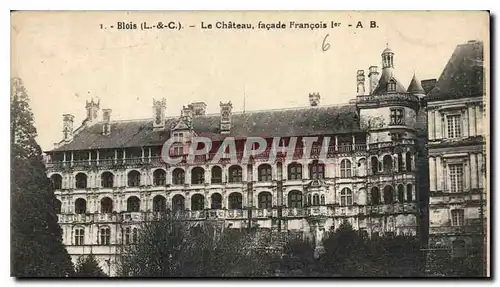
383, 155, 393, 173
309, 160, 325, 179
228, 165, 243, 183
127, 170, 141, 187
100, 197, 113, 213
397, 185, 405, 203
172, 168, 185, 185
127, 196, 141, 212
307, 194, 312, 206
340, 159, 352, 178
191, 167, 205, 184
313, 194, 320, 206
75, 198, 87, 214
357, 158, 366, 177
153, 169, 166, 186
54, 199, 62, 214
397, 152, 403, 172
191, 194, 205, 210
287, 190, 303, 208
228, 192, 242, 209
371, 157, 379, 175
153, 195, 166, 213
371, 187, 380, 205
383, 185, 394, 204
50, 174, 62, 190
211, 193, 222, 209
172, 194, 185, 212
321, 195, 325, 205
258, 191, 272, 209
75, 173, 87, 189
406, 152, 412, 172
258, 164, 272, 182
288, 163, 303, 180
211, 166, 222, 184
340, 188, 353, 206
406, 184, 413, 202
101, 171, 114, 188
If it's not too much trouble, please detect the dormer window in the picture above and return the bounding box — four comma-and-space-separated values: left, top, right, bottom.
173, 132, 184, 143
387, 80, 396, 92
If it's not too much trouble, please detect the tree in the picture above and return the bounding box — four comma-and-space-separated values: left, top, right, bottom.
279, 236, 317, 276
118, 214, 279, 277
11, 77, 74, 277
74, 255, 107, 277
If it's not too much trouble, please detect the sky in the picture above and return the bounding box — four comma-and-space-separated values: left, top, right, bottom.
11, 11, 489, 151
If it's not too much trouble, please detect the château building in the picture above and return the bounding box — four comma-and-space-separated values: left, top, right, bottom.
45, 46, 430, 276
425, 40, 487, 268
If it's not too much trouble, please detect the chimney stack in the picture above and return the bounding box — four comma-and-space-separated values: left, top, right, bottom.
220, 101, 233, 134
309, 93, 321, 106
357, 70, 366, 95
85, 98, 100, 126
152, 98, 166, 130
181, 105, 194, 128
62, 114, 75, 143
190, 102, 207, 116
368, 66, 379, 94
102, 109, 111, 135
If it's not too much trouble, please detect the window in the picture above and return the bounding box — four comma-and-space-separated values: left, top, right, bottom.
173, 145, 184, 156
75, 173, 87, 189
390, 108, 404, 125
340, 159, 352, 178
309, 161, 325, 179
127, 196, 140, 212
371, 187, 380, 205
100, 197, 113, 213
55, 199, 62, 214
449, 164, 464, 193
191, 167, 205, 184
172, 195, 185, 212
406, 152, 413, 172
288, 163, 302, 180
173, 132, 184, 143
371, 157, 379, 175
447, 114, 462, 138
153, 169, 166, 186
321, 195, 325, 205
191, 194, 205, 211
211, 166, 222, 184
383, 155, 393, 173
101, 172, 114, 188
228, 193, 243, 209
406, 184, 413, 202
383, 186, 394, 204
388, 80, 397, 92
132, 228, 138, 244
397, 185, 405, 203
397, 152, 403, 172
313, 194, 320, 206
74, 228, 85, 245
153, 195, 166, 213
451, 209, 465, 226
307, 194, 312, 206
229, 165, 243, 183
211, 193, 222, 209
124, 227, 138, 245
51, 174, 62, 190
258, 192, 272, 209
258, 164, 272, 181
75, 198, 87, 214
172, 168, 185, 185
127, 170, 141, 187
124, 227, 131, 244
100, 227, 111, 245
340, 188, 353, 206
288, 190, 303, 208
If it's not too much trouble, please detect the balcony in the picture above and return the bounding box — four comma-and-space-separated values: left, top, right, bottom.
121, 212, 143, 222
226, 209, 247, 219
254, 208, 273, 218
282, 207, 306, 218
306, 206, 328, 217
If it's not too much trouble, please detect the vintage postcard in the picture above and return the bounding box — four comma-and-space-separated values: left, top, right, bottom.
10, 11, 490, 278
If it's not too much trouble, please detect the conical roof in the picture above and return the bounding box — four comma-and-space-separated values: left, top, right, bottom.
407, 74, 425, 94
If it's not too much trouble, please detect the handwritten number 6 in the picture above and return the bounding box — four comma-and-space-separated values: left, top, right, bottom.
322, 34, 330, 52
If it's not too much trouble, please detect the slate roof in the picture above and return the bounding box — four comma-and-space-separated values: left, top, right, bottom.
427, 40, 484, 101
407, 74, 425, 94
49, 104, 361, 152
371, 68, 407, 95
